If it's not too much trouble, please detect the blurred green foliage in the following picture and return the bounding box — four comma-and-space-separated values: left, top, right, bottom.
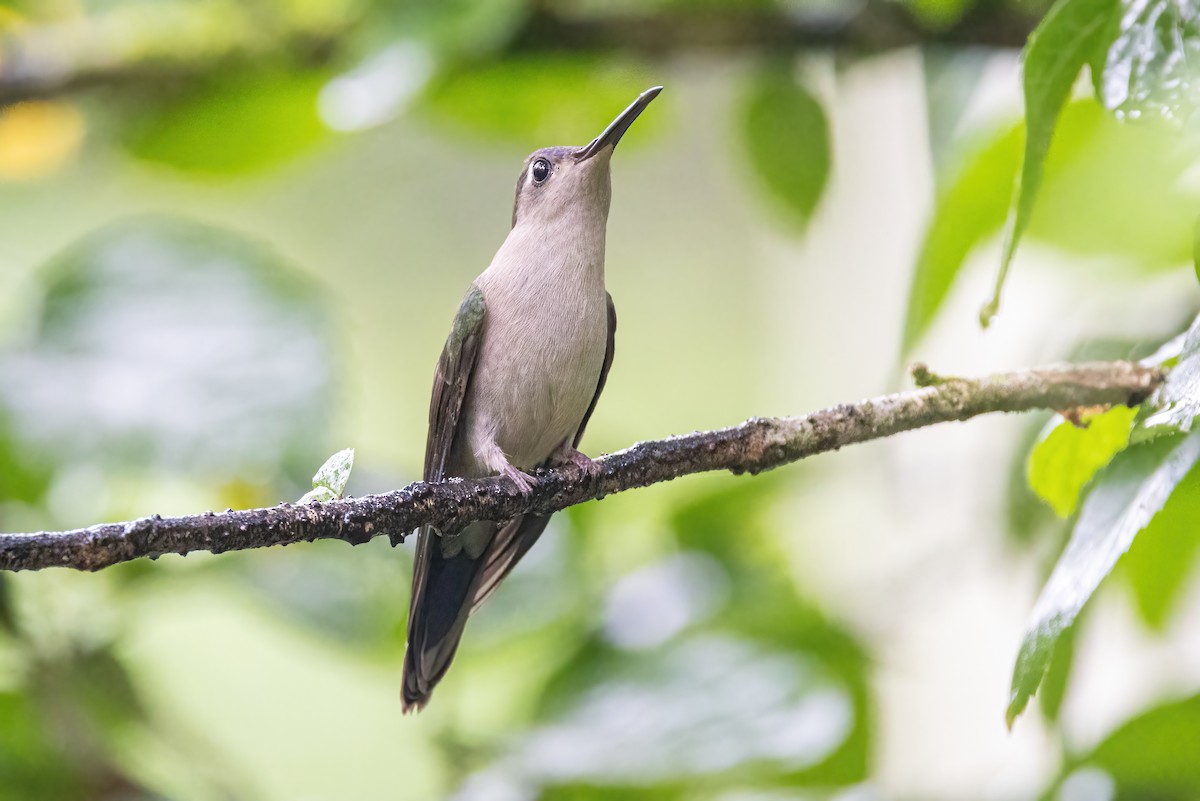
0, 218, 332, 490
120, 71, 335, 176
740, 67, 831, 229
422, 58, 661, 148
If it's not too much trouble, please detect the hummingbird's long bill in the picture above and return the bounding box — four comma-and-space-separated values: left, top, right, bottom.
574, 85, 663, 161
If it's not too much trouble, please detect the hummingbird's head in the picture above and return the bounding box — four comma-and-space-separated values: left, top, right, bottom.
511, 86, 662, 229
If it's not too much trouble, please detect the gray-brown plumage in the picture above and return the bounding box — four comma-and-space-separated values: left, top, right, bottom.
402, 86, 661, 712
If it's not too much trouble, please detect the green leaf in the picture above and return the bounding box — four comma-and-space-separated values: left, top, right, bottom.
120, 71, 333, 176
1082, 694, 1200, 798
1023, 102, 1197, 265
309, 447, 354, 497
1141, 312, 1200, 436
903, 99, 1195, 356
299, 486, 338, 504
1027, 405, 1137, 518
905, 0, 972, 29
1008, 430, 1200, 727
902, 123, 1022, 354
1194, 214, 1200, 285
740, 68, 832, 228
1121, 462, 1200, 630
299, 447, 354, 503
1098, 0, 1200, 123
981, 0, 1120, 326
1037, 609, 1078, 723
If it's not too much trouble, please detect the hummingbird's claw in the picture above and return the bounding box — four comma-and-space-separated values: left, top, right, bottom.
500, 463, 537, 495
559, 447, 602, 480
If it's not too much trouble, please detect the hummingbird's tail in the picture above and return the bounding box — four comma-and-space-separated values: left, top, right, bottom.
402, 522, 490, 713
402, 514, 553, 712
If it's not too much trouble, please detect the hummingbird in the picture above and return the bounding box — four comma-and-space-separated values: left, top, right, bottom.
402, 86, 662, 711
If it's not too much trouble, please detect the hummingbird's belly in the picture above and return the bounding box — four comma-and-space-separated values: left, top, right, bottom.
463, 289, 608, 473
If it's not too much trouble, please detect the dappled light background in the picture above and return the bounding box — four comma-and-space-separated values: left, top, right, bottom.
2, 1, 1200, 800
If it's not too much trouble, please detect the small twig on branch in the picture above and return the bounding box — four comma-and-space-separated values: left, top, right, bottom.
0, 361, 1162, 573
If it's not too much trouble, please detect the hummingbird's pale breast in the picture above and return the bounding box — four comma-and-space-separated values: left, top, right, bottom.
460, 219, 609, 473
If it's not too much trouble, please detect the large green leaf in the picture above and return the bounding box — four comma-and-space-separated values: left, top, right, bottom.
1079, 694, 1200, 798
1008, 430, 1200, 727
1098, 0, 1200, 122
1121, 462, 1200, 630
1027, 405, 1136, 518
903, 101, 1197, 355
1022, 101, 1200, 263
1140, 311, 1200, 436
1037, 608, 1079, 723
1023, 103, 1197, 264
981, 0, 1120, 326
902, 124, 1022, 354
740, 68, 832, 229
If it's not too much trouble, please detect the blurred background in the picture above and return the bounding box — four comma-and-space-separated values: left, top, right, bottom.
2, 0, 1200, 799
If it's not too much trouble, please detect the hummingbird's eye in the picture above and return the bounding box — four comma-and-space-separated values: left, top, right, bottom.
531, 158, 551, 185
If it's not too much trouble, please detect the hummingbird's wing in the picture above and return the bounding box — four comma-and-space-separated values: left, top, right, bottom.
423, 284, 486, 483
404, 285, 488, 712
468, 293, 617, 612
574, 292, 617, 448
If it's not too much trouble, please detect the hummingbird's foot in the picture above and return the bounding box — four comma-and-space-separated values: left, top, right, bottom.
557, 447, 603, 481
499, 463, 537, 495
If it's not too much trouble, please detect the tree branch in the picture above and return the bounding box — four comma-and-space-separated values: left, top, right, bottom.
0, 361, 1161, 573
510, 2, 1039, 56
0, 1, 1040, 105
0, 8, 346, 106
